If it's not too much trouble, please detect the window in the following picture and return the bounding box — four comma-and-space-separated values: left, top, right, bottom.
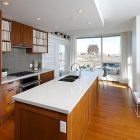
102, 36, 121, 81
76, 36, 121, 81
77, 38, 101, 69
59, 44, 70, 76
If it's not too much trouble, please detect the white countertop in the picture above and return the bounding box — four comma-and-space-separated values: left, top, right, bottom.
13, 69, 100, 114
2, 69, 53, 84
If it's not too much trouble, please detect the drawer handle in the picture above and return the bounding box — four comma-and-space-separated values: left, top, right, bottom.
8, 88, 14, 91
8, 82, 15, 84
8, 101, 15, 105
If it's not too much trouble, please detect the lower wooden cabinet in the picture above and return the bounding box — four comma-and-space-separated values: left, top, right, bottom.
40, 71, 54, 84
0, 80, 20, 123
20, 109, 59, 140
15, 78, 98, 140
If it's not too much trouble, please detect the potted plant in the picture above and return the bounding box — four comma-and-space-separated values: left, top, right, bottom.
2, 68, 8, 77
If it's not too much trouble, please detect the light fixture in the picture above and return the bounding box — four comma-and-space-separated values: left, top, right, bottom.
36, 17, 41, 21
77, 9, 84, 14
1, 0, 10, 6
87, 21, 92, 25
54, 26, 59, 29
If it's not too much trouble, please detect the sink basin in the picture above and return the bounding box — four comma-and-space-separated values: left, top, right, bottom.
64, 75, 79, 79
59, 75, 79, 82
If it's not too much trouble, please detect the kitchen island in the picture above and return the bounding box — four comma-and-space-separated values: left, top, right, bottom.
13, 70, 100, 140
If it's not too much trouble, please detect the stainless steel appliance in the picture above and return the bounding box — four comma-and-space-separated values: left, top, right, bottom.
20, 76, 39, 92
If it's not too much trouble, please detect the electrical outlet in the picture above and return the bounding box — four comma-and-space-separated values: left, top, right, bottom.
30, 64, 33, 68
60, 121, 66, 133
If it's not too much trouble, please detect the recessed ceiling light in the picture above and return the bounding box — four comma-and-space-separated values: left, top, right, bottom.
87, 21, 92, 25
36, 17, 41, 21
77, 9, 84, 14
54, 26, 59, 29
1, 0, 10, 6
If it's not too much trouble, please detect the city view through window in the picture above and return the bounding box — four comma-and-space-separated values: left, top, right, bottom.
77, 36, 121, 81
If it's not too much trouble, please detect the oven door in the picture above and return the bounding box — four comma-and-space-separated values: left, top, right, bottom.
20, 81, 39, 92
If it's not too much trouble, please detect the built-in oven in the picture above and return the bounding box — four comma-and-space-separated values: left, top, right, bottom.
20, 76, 39, 92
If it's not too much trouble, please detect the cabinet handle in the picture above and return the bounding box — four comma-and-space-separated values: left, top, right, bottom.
8, 88, 14, 91
8, 82, 15, 84
8, 101, 15, 105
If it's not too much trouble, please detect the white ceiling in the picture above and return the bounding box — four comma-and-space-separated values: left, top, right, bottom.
98, 0, 140, 27
1, 0, 140, 34
0, 0, 103, 33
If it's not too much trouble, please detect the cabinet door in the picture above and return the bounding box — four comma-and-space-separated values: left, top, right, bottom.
2, 86, 19, 117
11, 21, 33, 47
23, 25, 33, 47
11, 21, 22, 46
0, 11, 2, 83
20, 109, 59, 140
89, 79, 98, 120
40, 71, 54, 84
0, 86, 2, 119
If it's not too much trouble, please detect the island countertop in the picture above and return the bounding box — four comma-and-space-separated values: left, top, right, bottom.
13, 69, 100, 114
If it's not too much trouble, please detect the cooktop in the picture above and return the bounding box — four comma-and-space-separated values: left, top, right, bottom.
8, 71, 35, 77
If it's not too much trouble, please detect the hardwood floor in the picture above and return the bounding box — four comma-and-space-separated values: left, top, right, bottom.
0, 117, 14, 140
0, 82, 140, 140
84, 82, 140, 140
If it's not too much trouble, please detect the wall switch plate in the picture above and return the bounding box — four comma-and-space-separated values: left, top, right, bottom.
60, 121, 66, 133
30, 64, 33, 68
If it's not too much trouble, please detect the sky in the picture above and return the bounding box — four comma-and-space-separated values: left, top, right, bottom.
77, 36, 121, 55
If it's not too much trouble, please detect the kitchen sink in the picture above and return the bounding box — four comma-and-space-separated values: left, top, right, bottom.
63, 75, 79, 79
58, 75, 79, 82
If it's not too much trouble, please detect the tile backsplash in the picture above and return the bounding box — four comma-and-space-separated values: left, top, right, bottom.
2, 48, 42, 74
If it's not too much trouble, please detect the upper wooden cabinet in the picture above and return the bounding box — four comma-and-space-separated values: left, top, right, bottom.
11, 21, 33, 47
23, 24, 33, 47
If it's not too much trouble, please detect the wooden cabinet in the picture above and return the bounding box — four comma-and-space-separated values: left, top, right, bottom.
89, 79, 98, 120
40, 71, 54, 84
2, 86, 19, 117
11, 21, 33, 47
68, 91, 89, 140
23, 24, 33, 47
20, 109, 59, 140
0, 11, 2, 84
15, 78, 99, 140
11, 21, 22, 46
0, 80, 20, 123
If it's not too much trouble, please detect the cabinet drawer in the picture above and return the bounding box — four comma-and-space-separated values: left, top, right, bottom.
40, 71, 54, 84
5, 102, 15, 115
2, 80, 20, 91
3, 86, 19, 105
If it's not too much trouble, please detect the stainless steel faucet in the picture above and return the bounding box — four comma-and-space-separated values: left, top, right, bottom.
71, 63, 81, 78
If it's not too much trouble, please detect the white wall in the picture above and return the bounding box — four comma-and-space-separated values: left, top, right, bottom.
42, 34, 71, 78
132, 16, 140, 91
